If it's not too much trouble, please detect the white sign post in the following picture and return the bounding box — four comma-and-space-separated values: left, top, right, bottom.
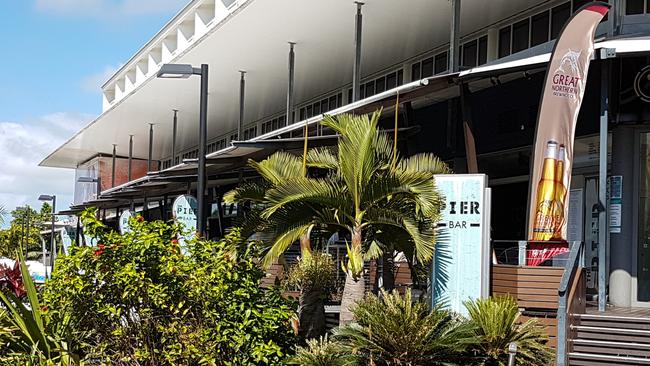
432, 174, 491, 316
119, 210, 133, 235
172, 195, 198, 251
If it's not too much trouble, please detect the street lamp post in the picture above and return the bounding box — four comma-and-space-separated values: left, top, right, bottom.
38, 194, 56, 276
157, 63, 209, 238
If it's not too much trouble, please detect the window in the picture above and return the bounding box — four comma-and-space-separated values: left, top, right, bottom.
365, 81, 375, 97
375, 77, 386, 93
498, 26, 511, 58
243, 126, 257, 140
462, 39, 478, 68
478, 36, 488, 65
421, 57, 434, 78
434, 52, 448, 74
573, 0, 591, 11
512, 19, 530, 53
627, 0, 644, 14
531, 11, 550, 47
386, 72, 397, 90
412, 62, 421, 81
551, 3, 571, 39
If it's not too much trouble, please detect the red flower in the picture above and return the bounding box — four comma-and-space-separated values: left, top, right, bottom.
137, 216, 144, 222
171, 239, 179, 246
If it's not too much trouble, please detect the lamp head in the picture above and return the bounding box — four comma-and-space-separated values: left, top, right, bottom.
38, 195, 54, 201
157, 64, 195, 79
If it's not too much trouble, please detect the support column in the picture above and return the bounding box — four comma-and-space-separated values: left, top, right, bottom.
599, 62, 610, 310
449, 0, 461, 72
239, 70, 246, 139
460, 83, 478, 173
148, 123, 154, 172
111, 144, 117, 187
172, 110, 178, 166
128, 135, 133, 181
352, 2, 364, 102
286, 42, 296, 125
609, 126, 633, 308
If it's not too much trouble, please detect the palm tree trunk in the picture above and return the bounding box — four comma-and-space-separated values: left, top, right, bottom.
382, 250, 395, 292
339, 269, 365, 325
339, 224, 365, 326
299, 286, 326, 340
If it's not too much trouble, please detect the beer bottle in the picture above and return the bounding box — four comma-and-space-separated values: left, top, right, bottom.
533, 141, 558, 241
552, 145, 567, 239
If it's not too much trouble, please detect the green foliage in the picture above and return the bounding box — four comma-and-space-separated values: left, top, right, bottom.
43, 208, 297, 366
285, 252, 336, 296
334, 289, 470, 365
0, 203, 52, 259
287, 335, 356, 366
463, 296, 554, 366
0, 250, 83, 365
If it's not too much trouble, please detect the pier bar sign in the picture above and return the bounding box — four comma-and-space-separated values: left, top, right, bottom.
432, 174, 491, 316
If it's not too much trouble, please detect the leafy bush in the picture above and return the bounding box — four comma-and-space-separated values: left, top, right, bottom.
0, 252, 83, 365
334, 289, 470, 365
464, 296, 554, 366
287, 335, 356, 366
285, 252, 337, 340
43, 209, 297, 365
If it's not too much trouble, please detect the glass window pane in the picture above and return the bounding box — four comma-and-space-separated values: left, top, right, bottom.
397, 69, 403, 85
299, 108, 306, 121
412, 62, 421, 81
628, 0, 644, 14
462, 39, 477, 68
498, 26, 511, 58
366, 81, 375, 96
478, 36, 488, 65
386, 73, 397, 90
337, 93, 342, 107
313, 101, 321, 115
551, 3, 571, 39
512, 19, 530, 53
421, 57, 434, 78
434, 52, 448, 74
360, 84, 365, 99
531, 11, 550, 47
376, 77, 386, 93
321, 99, 329, 112
306, 105, 313, 118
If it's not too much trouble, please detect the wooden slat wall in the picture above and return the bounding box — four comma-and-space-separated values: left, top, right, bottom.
492, 264, 563, 310
492, 264, 564, 349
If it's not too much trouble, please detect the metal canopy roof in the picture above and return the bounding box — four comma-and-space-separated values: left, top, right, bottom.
40, 0, 546, 169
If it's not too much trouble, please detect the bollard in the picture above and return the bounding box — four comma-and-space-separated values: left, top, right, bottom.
507, 342, 518, 366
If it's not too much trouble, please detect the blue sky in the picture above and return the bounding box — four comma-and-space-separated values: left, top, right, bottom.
0, 0, 187, 221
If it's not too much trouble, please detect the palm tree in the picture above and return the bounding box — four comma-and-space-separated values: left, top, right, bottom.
227, 110, 448, 325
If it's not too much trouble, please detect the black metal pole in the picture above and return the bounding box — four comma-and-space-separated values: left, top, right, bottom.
111, 144, 117, 187
197, 64, 209, 238
148, 123, 154, 172
353, 2, 364, 102
286, 42, 295, 125
449, 0, 461, 72
239, 70, 246, 139
128, 135, 133, 181
25, 206, 30, 258
172, 110, 178, 165
51, 196, 56, 270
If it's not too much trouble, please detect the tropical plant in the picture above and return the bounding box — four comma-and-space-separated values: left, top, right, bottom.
287, 334, 356, 366
285, 252, 337, 340
0, 260, 25, 298
0, 251, 83, 365
463, 296, 554, 366
334, 289, 470, 365
226, 110, 448, 324
43, 208, 297, 366
0, 203, 52, 259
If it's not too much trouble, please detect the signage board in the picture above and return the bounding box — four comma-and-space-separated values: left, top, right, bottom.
172, 195, 198, 250
119, 210, 133, 235
432, 174, 491, 316
609, 175, 622, 234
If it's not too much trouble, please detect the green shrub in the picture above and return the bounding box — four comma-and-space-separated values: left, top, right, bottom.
463, 296, 554, 366
287, 335, 356, 366
43, 209, 297, 366
334, 289, 470, 365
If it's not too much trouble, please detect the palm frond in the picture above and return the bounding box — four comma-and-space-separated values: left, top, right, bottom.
400, 153, 451, 175
248, 151, 303, 184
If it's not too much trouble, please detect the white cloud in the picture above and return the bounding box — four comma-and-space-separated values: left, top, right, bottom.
0, 113, 91, 223
81, 65, 121, 93
35, 0, 187, 18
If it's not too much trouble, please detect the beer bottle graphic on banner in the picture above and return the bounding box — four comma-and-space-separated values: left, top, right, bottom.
533, 141, 558, 241
552, 145, 567, 239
